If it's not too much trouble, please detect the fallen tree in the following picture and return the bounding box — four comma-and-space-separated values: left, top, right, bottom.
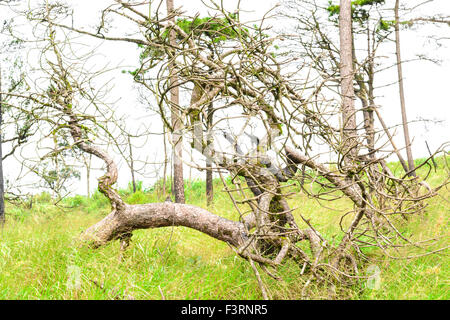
3, 0, 448, 298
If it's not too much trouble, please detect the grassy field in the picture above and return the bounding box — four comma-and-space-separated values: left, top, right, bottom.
0, 156, 448, 300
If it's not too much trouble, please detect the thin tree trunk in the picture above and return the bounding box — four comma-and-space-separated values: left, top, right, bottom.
353, 36, 375, 157
374, 107, 409, 173
356, 24, 375, 158
128, 135, 136, 193
206, 159, 213, 206
167, 0, 185, 203
395, 0, 416, 177
366, 29, 376, 153
0, 65, 5, 225
425, 141, 437, 170
162, 124, 168, 198
84, 154, 92, 197
206, 102, 214, 207
339, 0, 358, 164
189, 148, 192, 181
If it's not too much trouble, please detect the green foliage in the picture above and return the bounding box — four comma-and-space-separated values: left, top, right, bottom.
327, 0, 385, 23
86, 191, 110, 214
377, 19, 395, 32
125, 13, 249, 79
184, 179, 207, 203
35, 191, 52, 203
147, 176, 171, 195
173, 14, 243, 43
68, 195, 88, 208
124, 180, 143, 194
125, 190, 150, 205
353, 0, 385, 6
327, 0, 385, 15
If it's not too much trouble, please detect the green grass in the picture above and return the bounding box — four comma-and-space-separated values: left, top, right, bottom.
0, 156, 448, 299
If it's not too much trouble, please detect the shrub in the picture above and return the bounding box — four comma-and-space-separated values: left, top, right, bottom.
35, 192, 52, 203
126, 190, 149, 204
86, 191, 110, 213
68, 195, 88, 208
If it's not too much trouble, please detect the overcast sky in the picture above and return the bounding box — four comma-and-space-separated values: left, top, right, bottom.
1, 0, 449, 195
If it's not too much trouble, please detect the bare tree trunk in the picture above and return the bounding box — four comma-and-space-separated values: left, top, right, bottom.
128, 135, 137, 193
206, 102, 214, 207
333, 0, 364, 270
353, 25, 375, 158
206, 159, 213, 206
85, 154, 92, 197
162, 124, 168, 199
88, 155, 92, 196
374, 107, 409, 173
365, 27, 376, 157
395, 0, 416, 177
81, 202, 247, 248
339, 0, 358, 164
167, 0, 185, 203
0, 65, 5, 225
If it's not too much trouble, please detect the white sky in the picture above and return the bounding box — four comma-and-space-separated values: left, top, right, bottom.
1, 0, 449, 196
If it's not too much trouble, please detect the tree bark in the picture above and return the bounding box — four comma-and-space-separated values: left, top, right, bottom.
80, 202, 248, 248
167, 0, 185, 203
395, 0, 416, 177
285, 147, 363, 207
339, 0, 358, 164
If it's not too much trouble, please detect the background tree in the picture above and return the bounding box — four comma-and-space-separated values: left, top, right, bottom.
394, 0, 416, 176
166, 0, 185, 204
0, 34, 37, 217
127, 135, 137, 193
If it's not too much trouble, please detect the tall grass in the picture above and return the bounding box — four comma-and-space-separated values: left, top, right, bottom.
0, 156, 448, 299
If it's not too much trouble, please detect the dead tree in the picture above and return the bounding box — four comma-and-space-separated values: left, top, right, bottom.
6, 0, 447, 295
